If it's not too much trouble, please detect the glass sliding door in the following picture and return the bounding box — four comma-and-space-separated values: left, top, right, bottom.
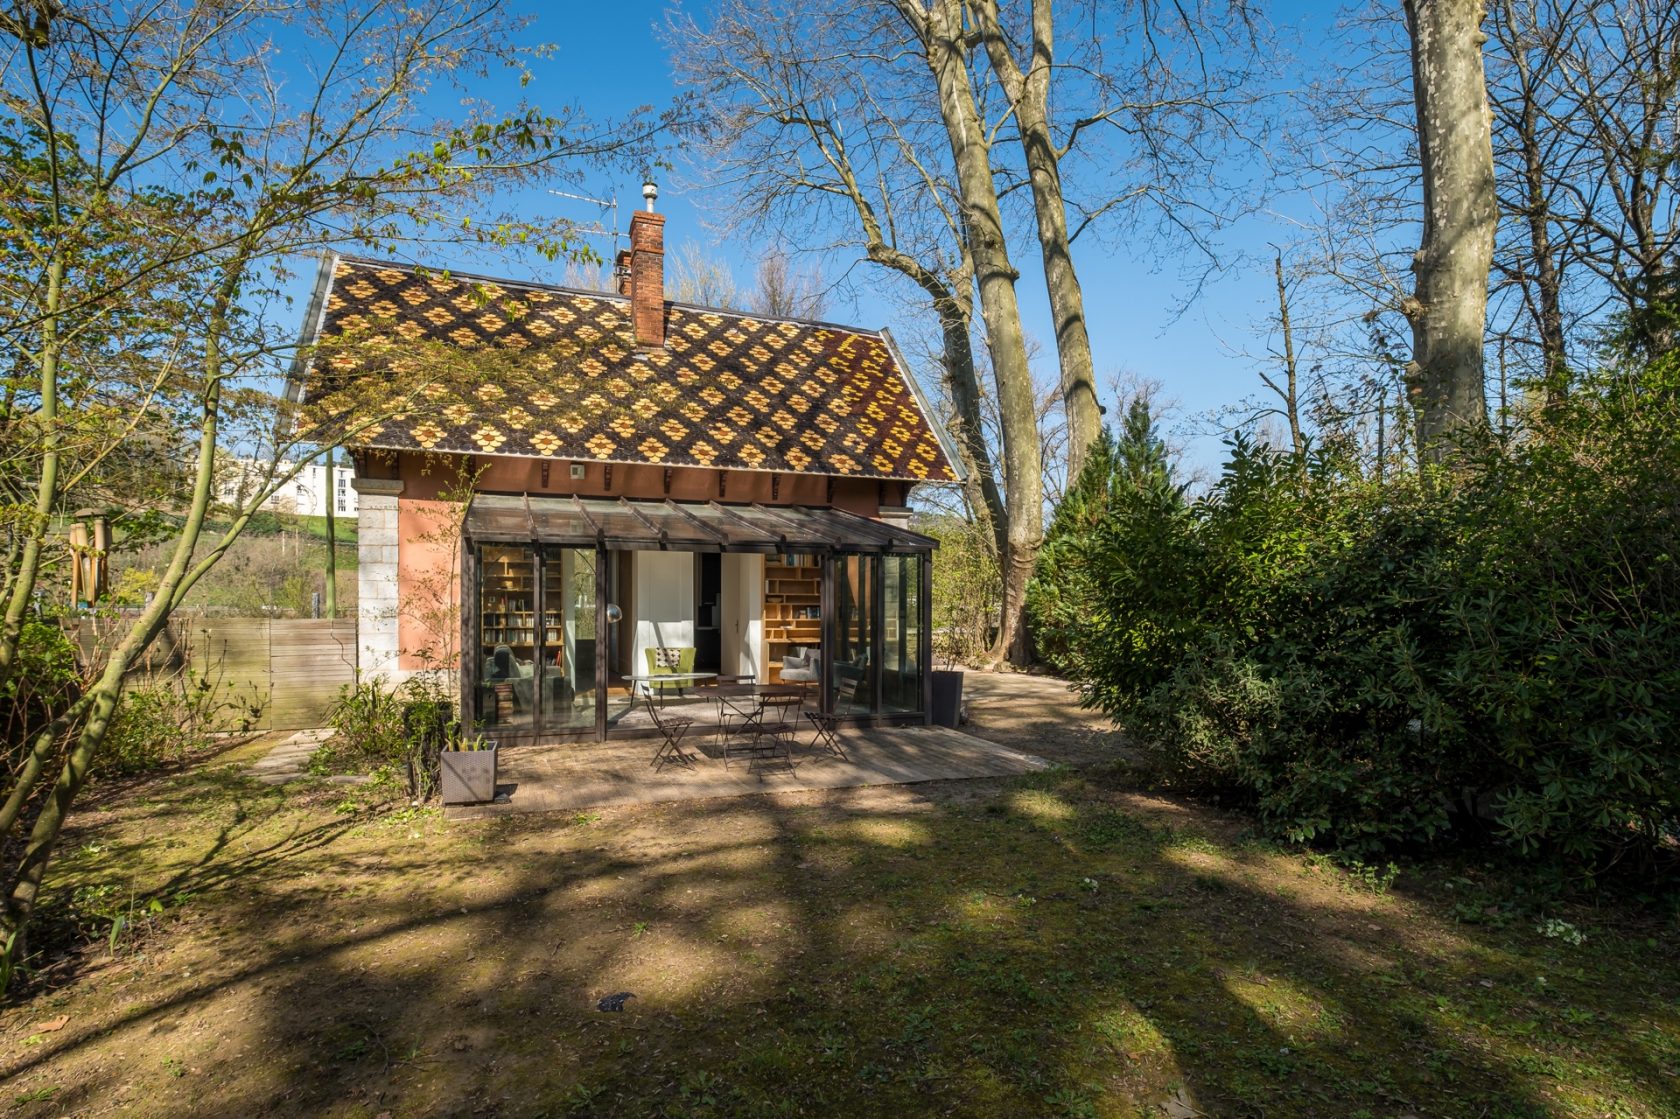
603, 550, 636, 728
476, 543, 605, 738
881, 555, 923, 714
538, 547, 598, 735
477, 545, 539, 734
831, 554, 876, 714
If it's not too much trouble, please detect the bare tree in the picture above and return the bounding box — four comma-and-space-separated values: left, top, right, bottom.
669, 240, 744, 310
1539, 0, 1680, 359
1299, 0, 1675, 446
669, 1, 1010, 623
752, 249, 827, 320
891, 0, 1043, 665
1402, 0, 1497, 455
1267, 251, 1307, 454
1486, 0, 1577, 400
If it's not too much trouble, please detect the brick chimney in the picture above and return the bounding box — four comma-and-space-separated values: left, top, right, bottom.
614, 249, 633, 298
628, 180, 665, 348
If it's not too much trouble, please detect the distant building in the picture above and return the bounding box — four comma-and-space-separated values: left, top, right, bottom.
220, 458, 359, 519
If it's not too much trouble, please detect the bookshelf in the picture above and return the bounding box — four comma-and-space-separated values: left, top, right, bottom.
479, 547, 563, 657
763, 554, 821, 684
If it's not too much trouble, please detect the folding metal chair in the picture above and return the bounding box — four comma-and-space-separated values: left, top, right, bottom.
753, 691, 804, 766
716, 689, 762, 763
647, 696, 697, 769
803, 710, 848, 761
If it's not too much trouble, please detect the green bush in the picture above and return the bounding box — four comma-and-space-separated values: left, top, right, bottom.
100, 665, 253, 776
1035, 372, 1680, 881
1027, 399, 1188, 682
315, 679, 407, 773
925, 512, 1002, 665
1, 621, 80, 749
315, 676, 456, 798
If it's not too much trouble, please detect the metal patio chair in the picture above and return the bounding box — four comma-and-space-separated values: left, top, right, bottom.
753, 690, 804, 766
647, 695, 697, 770
803, 710, 848, 761
803, 675, 859, 761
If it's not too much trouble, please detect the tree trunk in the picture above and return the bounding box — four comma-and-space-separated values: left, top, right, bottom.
1403, 0, 1496, 456
902, 0, 1045, 666
933, 298, 1010, 566
1272, 252, 1305, 455
973, 0, 1104, 476
324, 454, 338, 618
0, 256, 64, 685
1517, 85, 1569, 402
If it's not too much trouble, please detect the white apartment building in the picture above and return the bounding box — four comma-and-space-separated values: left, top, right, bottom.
221, 458, 359, 519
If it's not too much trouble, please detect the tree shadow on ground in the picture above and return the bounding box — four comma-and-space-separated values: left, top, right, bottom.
7, 765, 1678, 1118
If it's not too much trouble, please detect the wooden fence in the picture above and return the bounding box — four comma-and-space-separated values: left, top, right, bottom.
73, 616, 358, 731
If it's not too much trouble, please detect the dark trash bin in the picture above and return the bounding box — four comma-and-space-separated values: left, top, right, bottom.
931, 670, 964, 728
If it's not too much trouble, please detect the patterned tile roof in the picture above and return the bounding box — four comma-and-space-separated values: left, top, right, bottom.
303, 257, 958, 481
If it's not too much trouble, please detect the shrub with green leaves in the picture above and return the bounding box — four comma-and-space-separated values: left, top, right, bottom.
100, 665, 253, 776
315, 676, 456, 798
1, 621, 80, 750
1034, 370, 1680, 882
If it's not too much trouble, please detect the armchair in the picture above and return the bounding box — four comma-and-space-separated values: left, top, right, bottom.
643, 645, 697, 698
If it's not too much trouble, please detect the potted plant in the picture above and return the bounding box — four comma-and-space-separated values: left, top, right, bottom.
439, 734, 498, 805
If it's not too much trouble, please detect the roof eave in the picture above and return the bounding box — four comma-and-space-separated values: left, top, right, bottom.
345, 440, 945, 483
877, 326, 968, 484
285, 251, 341, 406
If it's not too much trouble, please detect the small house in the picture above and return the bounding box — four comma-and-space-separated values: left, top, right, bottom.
295, 195, 962, 742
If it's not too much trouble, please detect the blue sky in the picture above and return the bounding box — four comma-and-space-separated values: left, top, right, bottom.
337, 1, 1360, 479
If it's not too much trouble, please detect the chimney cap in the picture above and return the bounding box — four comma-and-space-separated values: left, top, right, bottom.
641, 179, 658, 211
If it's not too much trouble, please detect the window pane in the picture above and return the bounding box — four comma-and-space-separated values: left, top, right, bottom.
881, 555, 922, 714
477, 544, 537, 734
831, 554, 876, 715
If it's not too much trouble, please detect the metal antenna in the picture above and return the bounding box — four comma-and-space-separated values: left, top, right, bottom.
544, 187, 621, 265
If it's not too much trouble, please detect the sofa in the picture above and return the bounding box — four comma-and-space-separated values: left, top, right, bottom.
781, 646, 820, 684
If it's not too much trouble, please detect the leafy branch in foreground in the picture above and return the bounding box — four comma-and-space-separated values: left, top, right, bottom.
0, 0, 679, 984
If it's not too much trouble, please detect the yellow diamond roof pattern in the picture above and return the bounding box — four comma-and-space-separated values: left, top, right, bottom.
306, 257, 957, 481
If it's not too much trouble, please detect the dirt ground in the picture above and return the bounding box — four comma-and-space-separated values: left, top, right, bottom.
2, 672, 1676, 1118
956, 670, 1124, 767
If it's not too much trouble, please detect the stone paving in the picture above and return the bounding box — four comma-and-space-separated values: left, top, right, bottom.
245, 728, 369, 785
444, 723, 1051, 820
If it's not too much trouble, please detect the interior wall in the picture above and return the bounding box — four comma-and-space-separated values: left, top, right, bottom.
721, 553, 764, 680
629, 551, 695, 681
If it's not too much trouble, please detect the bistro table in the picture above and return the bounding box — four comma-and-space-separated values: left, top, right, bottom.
708, 683, 805, 763
623, 671, 719, 704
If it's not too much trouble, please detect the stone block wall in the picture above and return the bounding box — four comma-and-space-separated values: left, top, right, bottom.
352, 477, 404, 680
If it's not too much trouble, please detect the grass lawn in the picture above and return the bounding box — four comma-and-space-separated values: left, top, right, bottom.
2, 728, 1677, 1117
295, 514, 359, 550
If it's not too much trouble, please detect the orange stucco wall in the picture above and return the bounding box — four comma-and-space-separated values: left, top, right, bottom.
376, 451, 914, 672
393, 495, 466, 673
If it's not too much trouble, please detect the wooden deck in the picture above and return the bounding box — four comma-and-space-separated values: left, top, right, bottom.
444, 724, 1051, 820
